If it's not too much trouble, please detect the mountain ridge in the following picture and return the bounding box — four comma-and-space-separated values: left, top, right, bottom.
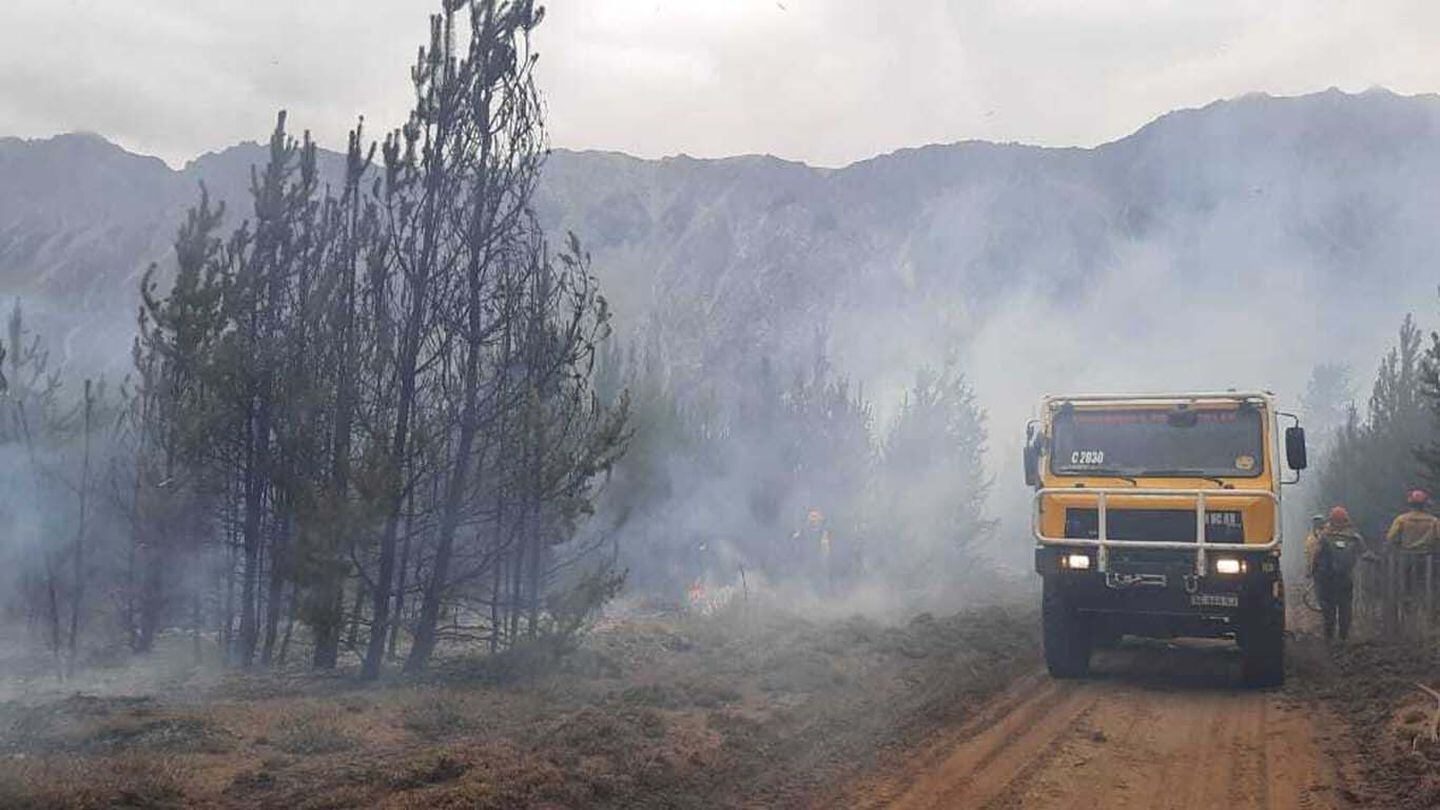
3, 88, 1440, 400
11, 85, 1433, 172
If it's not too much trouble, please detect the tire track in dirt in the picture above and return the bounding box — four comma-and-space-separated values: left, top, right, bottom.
853, 639, 1355, 810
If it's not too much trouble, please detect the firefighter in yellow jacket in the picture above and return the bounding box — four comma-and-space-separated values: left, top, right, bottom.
1387, 490, 1440, 551
791, 507, 835, 591
1303, 514, 1326, 578
1386, 490, 1440, 613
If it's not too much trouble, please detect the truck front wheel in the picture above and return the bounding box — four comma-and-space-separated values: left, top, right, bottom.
1042, 576, 1092, 678
1240, 601, 1284, 688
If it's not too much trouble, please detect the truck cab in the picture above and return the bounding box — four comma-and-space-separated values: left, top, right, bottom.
1025, 391, 1307, 687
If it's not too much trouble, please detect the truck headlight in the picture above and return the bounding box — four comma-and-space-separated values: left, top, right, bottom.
1063, 553, 1092, 570
1215, 557, 1244, 575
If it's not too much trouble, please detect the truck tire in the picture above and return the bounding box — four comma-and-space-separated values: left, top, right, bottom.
1042, 576, 1092, 678
1092, 622, 1123, 650
1240, 602, 1284, 688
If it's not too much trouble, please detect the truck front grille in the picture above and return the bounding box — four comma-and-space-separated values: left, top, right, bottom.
1063, 508, 1244, 544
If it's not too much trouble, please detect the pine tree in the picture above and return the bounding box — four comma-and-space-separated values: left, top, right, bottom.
880, 356, 993, 587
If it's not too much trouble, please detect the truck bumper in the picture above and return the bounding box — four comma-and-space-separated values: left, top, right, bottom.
1035, 546, 1283, 639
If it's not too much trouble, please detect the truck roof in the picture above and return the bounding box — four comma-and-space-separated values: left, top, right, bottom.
1042, 390, 1274, 405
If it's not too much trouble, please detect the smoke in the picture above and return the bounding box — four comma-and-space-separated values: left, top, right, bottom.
828, 224, 1430, 584
10, 89, 1440, 655
546, 92, 1440, 611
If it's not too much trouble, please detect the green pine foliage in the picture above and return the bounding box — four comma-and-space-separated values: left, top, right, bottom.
1315, 315, 1430, 542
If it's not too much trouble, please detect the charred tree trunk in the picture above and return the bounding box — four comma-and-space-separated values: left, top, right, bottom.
312, 587, 343, 670
223, 482, 240, 657
65, 379, 93, 678
311, 130, 369, 671
345, 578, 367, 654
278, 580, 299, 666
406, 327, 485, 670
137, 546, 164, 654
238, 398, 270, 667
44, 555, 63, 681
192, 589, 204, 666
387, 487, 417, 661
261, 510, 290, 665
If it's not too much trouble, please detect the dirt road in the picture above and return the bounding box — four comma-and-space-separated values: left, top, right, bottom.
851, 639, 1360, 810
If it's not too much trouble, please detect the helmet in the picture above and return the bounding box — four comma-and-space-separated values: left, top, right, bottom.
1409, 489, 1430, 506
1328, 506, 1350, 525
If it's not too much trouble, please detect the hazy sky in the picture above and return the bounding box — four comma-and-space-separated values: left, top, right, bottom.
3, 0, 1438, 167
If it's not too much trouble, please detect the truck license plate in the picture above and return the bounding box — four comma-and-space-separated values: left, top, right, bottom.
1191, 593, 1239, 608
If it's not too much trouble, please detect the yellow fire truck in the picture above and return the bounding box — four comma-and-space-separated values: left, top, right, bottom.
1025, 391, 1307, 687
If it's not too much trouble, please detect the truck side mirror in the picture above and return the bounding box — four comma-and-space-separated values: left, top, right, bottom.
1023, 432, 1042, 488
1285, 426, 1307, 471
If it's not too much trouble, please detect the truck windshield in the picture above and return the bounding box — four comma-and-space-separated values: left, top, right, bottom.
1049, 406, 1264, 478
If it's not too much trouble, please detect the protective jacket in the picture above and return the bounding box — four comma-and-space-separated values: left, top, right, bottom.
1313, 526, 1362, 642
1304, 529, 1322, 574
1386, 509, 1440, 552
1312, 526, 1364, 588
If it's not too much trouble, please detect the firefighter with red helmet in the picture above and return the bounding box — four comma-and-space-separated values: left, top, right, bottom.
1386, 489, 1440, 622
1312, 506, 1364, 642
1386, 489, 1440, 551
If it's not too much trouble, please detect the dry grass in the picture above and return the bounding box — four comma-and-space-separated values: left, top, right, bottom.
0, 601, 1042, 809
0, 753, 189, 809
399, 691, 475, 740
1287, 636, 1440, 809
269, 707, 358, 755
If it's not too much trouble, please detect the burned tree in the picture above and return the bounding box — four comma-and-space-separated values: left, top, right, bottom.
1, 0, 629, 679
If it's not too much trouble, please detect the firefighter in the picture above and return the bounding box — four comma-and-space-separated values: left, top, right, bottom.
1302, 514, 1327, 620
1385, 489, 1440, 617
1312, 506, 1364, 642
1386, 489, 1440, 552
792, 507, 836, 592
1304, 514, 1326, 578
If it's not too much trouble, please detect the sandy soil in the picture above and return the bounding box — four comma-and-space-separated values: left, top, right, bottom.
848, 639, 1365, 810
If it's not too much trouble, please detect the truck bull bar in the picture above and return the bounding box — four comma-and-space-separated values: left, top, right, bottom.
1032, 487, 1281, 576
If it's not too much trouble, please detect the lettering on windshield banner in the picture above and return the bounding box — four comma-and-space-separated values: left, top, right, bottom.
1070, 450, 1105, 465
1073, 411, 1239, 426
